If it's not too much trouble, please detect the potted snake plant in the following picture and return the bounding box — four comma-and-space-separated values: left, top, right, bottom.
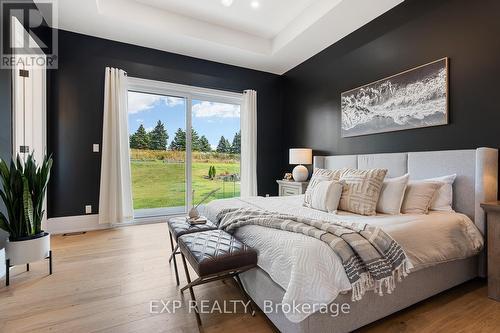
0, 153, 52, 269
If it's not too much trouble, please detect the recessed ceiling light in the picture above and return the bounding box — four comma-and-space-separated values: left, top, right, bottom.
221, 0, 233, 7
250, 1, 260, 9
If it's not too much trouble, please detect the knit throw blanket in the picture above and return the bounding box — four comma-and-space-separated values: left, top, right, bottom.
217, 208, 413, 301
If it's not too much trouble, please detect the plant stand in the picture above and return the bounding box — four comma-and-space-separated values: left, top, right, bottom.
0, 248, 5, 281
5, 250, 52, 286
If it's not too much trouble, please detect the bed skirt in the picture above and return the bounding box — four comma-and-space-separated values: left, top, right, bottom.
239, 256, 479, 333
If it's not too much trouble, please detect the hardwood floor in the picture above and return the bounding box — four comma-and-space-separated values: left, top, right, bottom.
1, 223, 499, 333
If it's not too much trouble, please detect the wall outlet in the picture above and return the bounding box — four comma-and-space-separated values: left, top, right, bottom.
85, 205, 92, 214
93, 144, 99, 153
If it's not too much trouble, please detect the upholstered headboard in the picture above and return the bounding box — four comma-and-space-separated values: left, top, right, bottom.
313, 148, 498, 235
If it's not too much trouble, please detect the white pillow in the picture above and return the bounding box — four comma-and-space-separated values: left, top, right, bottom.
376, 174, 409, 215
304, 168, 344, 208
401, 181, 443, 214
309, 180, 344, 213
426, 174, 457, 212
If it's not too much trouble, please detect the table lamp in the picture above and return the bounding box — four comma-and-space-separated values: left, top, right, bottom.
289, 148, 312, 182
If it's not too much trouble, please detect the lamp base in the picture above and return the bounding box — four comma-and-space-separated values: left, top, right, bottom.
292, 165, 308, 182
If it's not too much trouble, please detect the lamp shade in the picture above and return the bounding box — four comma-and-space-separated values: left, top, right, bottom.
289, 148, 312, 165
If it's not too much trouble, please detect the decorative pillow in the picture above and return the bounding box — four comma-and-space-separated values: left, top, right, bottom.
376, 174, 410, 215
401, 181, 443, 214
304, 168, 344, 207
308, 180, 344, 213
338, 168, 388, 216
426, 174, 457, 212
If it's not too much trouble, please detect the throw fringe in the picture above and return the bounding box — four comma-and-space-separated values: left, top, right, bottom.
351, 272, 373, 301
351, 259, 413, 301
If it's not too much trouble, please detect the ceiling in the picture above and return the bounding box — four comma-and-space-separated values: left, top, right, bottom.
52, 0, 403, 74
134, 0, 319, 39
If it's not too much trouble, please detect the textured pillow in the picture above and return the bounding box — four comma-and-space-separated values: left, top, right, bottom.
304, 168, 344, 207
338, 168, 388, 216
427, 174, 457, 212
376, 174, 410, 215
401, 181, 443, 214
308, 180, 344, 213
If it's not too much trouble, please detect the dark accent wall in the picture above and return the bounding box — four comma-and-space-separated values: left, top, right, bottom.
48, 30, 283, 218
283, 0, 500, 162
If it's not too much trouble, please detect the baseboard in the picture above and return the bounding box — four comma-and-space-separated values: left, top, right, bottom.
47, 215, 111, 235
46, 214, 172, 235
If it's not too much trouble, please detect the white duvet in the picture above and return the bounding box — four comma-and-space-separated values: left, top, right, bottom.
202, 195, 484, 323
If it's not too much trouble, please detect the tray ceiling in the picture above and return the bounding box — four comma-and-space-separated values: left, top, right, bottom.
52, 0, 403, 74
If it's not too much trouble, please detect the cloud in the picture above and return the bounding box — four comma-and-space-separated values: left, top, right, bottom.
165, 97, 184, 107
136, 118, 144, 123
128, 92, 161, 114
192, 101, 240, 118
128, 92, 184, 114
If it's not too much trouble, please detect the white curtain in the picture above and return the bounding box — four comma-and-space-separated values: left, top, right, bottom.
98, 68, 134, 224
240, 90, 258, 197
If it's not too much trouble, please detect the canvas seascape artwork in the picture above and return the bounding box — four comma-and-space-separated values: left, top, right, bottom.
341, 58, 448, 137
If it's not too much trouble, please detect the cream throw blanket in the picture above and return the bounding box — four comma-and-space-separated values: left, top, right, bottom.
217, 207, 413, 301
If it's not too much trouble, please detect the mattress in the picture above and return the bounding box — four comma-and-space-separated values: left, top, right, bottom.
202, 195, 484, 323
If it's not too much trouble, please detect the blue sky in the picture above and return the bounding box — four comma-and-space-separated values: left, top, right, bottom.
128, 91, 240, 149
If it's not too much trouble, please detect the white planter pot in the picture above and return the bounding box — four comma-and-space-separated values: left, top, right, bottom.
0, 248, 5, 278
6, 232, 50, 266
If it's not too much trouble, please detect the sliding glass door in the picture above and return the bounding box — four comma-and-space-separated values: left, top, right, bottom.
191, 99, 241, 206
128, 91, 187, 217
127, 80, 242, 219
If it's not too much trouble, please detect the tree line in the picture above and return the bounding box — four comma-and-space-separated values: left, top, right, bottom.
129, 120, 241, 154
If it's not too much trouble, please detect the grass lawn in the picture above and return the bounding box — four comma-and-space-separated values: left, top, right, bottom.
131, 160, 240, 210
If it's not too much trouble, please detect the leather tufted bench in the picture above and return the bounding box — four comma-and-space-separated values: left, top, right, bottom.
167, 217, 217, 285
177, 229, 257, 326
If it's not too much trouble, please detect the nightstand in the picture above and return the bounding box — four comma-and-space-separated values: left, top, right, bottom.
480, 201, 500, 301
276, 180, 308, 196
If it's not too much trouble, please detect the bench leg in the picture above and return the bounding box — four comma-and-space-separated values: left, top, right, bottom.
168, 231, 177, 262
26, 263, 30, 271
168, 245, 178, 263
169, 232, 180, 286
181, 253, 201, 326
168, 231, 175, 259
235, 274, 255, 316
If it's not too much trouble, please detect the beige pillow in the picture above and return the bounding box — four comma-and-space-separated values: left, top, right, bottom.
376, 174, 409, 215
338, 168, 388, 216
309, 180, 344, 213
401, 181, 443, 214
304, 168, 344, 207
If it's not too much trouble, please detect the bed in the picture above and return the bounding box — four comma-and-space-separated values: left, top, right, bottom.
202, 148, 498, 333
